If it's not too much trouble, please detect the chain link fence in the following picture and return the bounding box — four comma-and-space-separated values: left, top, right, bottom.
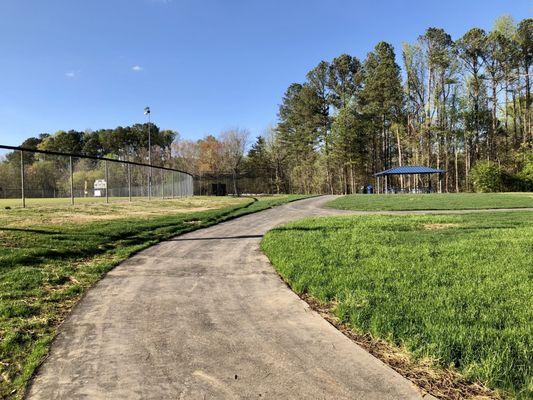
194, 172, 278, 196
0, 145, 193, 207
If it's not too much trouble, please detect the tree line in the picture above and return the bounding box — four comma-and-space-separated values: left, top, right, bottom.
0, 125, 252, 197
8, 124, 175, 165
1, 15, 531, 196
246, 15, 532, 193
0, 125, 175, 196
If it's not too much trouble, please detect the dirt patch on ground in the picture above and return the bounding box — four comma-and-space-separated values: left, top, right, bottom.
1, 197, 251, 227
44, 207, 217, 224
0, 231, 17, 247
422, 223, 460, 230
299, 293, 503, 400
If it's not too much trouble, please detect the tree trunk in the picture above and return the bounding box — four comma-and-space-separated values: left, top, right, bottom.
490, 79, 498, 161
436, 141, 441, 193
512, 86, 518, 146
396, 126, 403, 188
426, 63, 433, 166
343, 165, 349, 195
465, 140, 470, 192
504, 76, 509, 136
525, 63, 531, 141
445, 135, 449, 193
382, 113, 387, 170
473, 63, 481, 161
454, 137, 459, 193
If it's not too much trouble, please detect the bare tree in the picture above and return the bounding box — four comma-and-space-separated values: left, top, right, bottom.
172, 139, 200, 175
220, 128, 250, 196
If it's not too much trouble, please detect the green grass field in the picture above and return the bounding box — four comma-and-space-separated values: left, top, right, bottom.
262, 211, 533, 398
0, 195, 307, 399
327, 192, 533, 211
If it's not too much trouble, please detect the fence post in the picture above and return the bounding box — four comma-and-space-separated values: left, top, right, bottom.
161, 169, 164, 199
105, 160, 109, 204
20, 150, 26, 208
128, 163, 132, 202
171, 172, 175, 198
69, 156, 74, 205
148, 166, 152, 200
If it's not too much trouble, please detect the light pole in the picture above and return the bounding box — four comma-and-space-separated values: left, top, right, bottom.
144, 106, 152, 199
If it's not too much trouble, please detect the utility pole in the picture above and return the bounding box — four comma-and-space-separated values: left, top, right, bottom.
144, 106, 152, 200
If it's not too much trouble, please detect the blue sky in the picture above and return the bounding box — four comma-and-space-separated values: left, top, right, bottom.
0, 0, 531, 146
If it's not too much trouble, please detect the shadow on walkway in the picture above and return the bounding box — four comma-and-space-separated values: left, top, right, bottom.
170, 234, 263, 241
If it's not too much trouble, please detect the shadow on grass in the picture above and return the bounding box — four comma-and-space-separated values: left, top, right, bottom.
270, 226, 344, 233
0, 227, 59, 235
0, 201, 261, 271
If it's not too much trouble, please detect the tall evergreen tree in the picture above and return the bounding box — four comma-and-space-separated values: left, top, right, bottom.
306, 61, 333, 192
328, 54, 362, 109
515, 19, 532, 141
457, 28, 488, 168
361, 42, 403, 172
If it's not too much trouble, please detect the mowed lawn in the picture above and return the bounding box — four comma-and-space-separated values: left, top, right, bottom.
0, 195, 306, 399
262, 211, 533, 398
328, 192, 533, 211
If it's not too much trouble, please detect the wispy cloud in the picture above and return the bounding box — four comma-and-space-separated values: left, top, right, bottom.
132, 65, 143, 72
65, 71, 77, 78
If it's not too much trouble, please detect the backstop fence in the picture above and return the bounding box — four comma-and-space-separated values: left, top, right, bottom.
0, 145, 194, 207
194, 170, 283, 196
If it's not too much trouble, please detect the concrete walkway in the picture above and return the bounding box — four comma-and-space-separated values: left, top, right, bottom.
28, 196, 456, 399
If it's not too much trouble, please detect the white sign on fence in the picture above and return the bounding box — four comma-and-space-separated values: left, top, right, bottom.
94, 179, 107, 189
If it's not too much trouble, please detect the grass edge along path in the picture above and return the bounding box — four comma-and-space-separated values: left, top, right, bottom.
327, 192, 533, 211
0, 195, 308, 399
261, 212, 532, 399
298, 294, 502, 400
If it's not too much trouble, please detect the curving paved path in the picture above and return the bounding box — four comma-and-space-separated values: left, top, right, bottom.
28, 196, 443, 399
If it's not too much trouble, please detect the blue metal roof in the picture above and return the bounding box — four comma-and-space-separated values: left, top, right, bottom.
374, 166, 445, 176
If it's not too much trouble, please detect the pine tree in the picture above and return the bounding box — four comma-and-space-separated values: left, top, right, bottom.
361, 42, 403, 174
